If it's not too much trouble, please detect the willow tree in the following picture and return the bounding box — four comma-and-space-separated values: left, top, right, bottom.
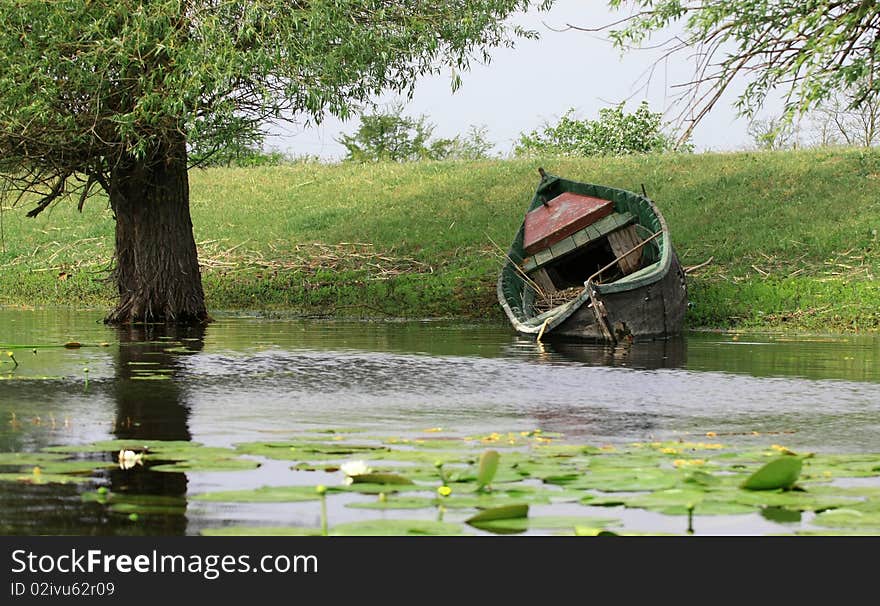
0, 1, 545, 323
575, 1, 880, 143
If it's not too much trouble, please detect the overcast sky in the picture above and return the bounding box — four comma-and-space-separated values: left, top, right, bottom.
266, 1, 779, 160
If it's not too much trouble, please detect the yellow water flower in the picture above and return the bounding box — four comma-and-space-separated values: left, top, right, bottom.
770, 444, 796, 455
32, 466, 41, 476
437, 486, 452, 497
423, 427, 443, 433
705, 431, 717, 437
315, 484, 327, 495
673, 459, 706, 468
660, 447, 679, 455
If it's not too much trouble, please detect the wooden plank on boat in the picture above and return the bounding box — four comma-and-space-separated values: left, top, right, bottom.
572, 229, 591, 247
534, 248, 554, 267
529, 268, 557, 294
549, 235, 577, 258
607, 224, 643, 274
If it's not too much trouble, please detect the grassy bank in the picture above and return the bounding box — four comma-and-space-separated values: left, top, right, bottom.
2, 148, 880, 332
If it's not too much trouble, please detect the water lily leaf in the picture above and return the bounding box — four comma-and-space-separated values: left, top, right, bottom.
108, 501, 187, 516
43, 440, 199, 454
337, 482, 426, 494
760, 507, 802, 523
802, 455, 880, 479
574, 527, 620, 536
733, 488, 859, 511
0, 472, 94, 484
476, 450, 500, 489
82, 491, 186, 516
191, 485, 327, 502
383, 438, 467, 450
330, 520, 463, 536
149, 458, 261, 472
350, 472, 413, 485
37, 460, 116, 474
683, 470, 722, 487
346, 497, 437, 510
741, 456, 803, 490
465, 504, 528, 524
201, 527, 322, 536
511, 460, 588, 483
562, 468, 680, 492
468, 515, 618, 534
369, 449, 474, 465
0, 452, 67, 465
811, 508, 880, 530
588, 488, 755, 516
235, 441, 389, 461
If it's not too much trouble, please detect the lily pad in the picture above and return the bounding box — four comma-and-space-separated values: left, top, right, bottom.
468, 515, 618, 534
191, 485, 328, 503
235, 441, 390, 461
811, 508, 880, 531
201, 526, 322, 536
0, 472, 94, 485
350, 472, 414, 485
561, 468, 681, 492
741, 456, 803, 491
329, 520, 463, 536
336, 482, 427, 494
345, 497, 439, 510
0, 452, 68, 465
149, 458, 261, 473
466, 504, 529, 524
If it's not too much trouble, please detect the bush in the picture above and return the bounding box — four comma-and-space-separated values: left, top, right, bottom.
339, 104, 495, 162
514, 101, 689, 157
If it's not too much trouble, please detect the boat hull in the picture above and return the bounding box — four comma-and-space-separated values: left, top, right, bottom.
539, 251, 687, 341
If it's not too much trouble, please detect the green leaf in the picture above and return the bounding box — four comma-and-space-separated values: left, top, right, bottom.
465, 503, 529, 524
201, 527, 322, 536
350, 472, 413, 485
330, 520, 463, 536
574, 527, 619, 536
191, 485, 327, 503
468, 515, 618, 534
741, 456, 803, 491
477, 449, 500, 488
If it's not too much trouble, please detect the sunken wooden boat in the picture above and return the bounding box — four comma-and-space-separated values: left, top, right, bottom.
497, 169, 687, 343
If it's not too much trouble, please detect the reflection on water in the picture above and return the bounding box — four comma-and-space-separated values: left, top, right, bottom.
1, 308, 880, 535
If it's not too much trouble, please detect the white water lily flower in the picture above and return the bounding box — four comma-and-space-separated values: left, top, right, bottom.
340, 460, 371, 485
117, 449, 144, 470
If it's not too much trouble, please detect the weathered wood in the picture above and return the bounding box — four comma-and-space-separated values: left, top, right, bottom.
529, 268, 557, 295
607, 224, 643, 275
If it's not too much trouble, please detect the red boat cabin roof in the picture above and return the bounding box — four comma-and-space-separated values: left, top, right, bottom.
523, 192, 614, 255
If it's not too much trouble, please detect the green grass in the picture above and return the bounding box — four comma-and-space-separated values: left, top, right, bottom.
2, 148, 879, 331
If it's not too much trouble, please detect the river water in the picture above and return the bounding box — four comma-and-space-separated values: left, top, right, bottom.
1, 307, 878, 535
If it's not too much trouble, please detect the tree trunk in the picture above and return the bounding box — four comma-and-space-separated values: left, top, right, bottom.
105, 138, 209, 324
